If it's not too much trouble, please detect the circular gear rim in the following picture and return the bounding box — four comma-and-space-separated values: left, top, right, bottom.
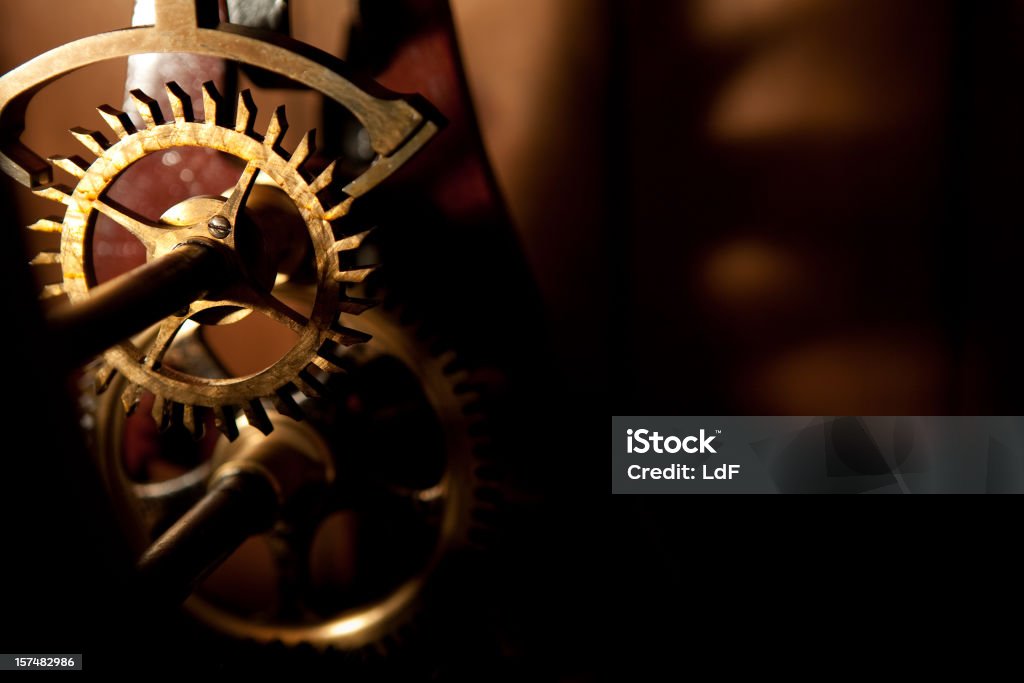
33, 81, 377, 431
88, 293, 504, 653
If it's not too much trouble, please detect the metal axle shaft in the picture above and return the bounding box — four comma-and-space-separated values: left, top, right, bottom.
47, 242, 227, 370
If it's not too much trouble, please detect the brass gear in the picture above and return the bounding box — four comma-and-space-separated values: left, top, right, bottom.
88, 290, 502, 653
32, 81, 380, 439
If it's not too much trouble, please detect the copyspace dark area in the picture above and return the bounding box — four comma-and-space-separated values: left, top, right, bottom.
608, 0, 1024, 416
1, 0, 1020, 677
603, 1, 1024, 666
601, 0, 1024, 669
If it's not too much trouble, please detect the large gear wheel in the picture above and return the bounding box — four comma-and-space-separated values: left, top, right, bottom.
32, 82, 382, 438
88, 288, 502, 654
0, 0, 439, 438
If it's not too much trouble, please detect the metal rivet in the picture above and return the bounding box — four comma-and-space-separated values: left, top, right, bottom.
208, 215, 231, 239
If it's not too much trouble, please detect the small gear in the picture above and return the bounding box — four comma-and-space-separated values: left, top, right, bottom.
31, 81, 380, 439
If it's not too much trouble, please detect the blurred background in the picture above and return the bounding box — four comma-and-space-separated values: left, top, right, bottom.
5, 0, 1022, 416
2, 1, 1022, 676
614, 0, 1024, 416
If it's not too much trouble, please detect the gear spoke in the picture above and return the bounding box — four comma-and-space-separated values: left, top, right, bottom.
220, 160, 260, 229
144, 315, 188, 370
231, 285, 309, 334
134, 464, 212, 535
94, 198, 162, 251
266, 523, 316, 620
162, 321, 231, 379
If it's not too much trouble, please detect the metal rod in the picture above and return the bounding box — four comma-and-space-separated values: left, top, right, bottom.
134, 419, 332, 604
136, 470, 279, 605
47, 242, 227, 369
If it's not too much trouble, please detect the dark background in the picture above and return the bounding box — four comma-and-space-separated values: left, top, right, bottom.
608, 0, 1024, 416
1, 0, 1022, 677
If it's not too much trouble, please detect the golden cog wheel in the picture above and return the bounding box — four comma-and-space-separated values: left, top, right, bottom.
32, 81, 380, 439
88, 290, 503, 654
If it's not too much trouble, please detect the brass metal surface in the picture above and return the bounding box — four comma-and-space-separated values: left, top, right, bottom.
35, 83, 379, 435
210, 415, 336, 505
0, 0, 437, 188
92, 297, 497, 651
1, 0, 440, 437
1, 0, 487, 655
47, 241, 227, 369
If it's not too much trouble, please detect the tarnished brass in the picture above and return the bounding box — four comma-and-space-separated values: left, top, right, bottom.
0, 0, 440, 438
137, 416, 336, 603
0, 0, 437, 189
210, 415, 336, 506
91, 297, 495, 651
35, 83, 381, 436
47, 241, 228, 370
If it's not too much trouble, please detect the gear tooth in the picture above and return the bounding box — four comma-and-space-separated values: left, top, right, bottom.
293, 370, 327, 399
97, 104, 138, 139
332, 228, 373, 253
213, 405, 240, 441
32, 184, 72, 206
27, 217, 64, 234
309, 160, 336, 194
271, 385, 304, 421
243, 400, 273, 435
334, 265, 378, 283
69, 127, 111, 157
164, 81, 194, 123
311, 350, 345, 374
94, 363, 116, 394
121, 383, 143, 415
235, 89, 258, 136
29, 250, 60, 266
39, 283, 66, 300
448, 362, 472, 387
438, 349, 460, 371
265, 105, 289, 149
338, 296, 378, 315
288, 129, 316, 170
129, 89, 166, 128
182, 404, 205, 440
48, 155, 88, 178
324, 196, 354, 221
201, 81, 225, 126
150, 394, 170, 431
326, 323, 372, 346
